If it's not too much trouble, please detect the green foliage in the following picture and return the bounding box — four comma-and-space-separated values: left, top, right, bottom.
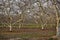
0, 23, 2, 26
49, 38, 53, 40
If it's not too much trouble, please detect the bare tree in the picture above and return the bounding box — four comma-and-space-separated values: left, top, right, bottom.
0, 0, 59, 32
52, 0, 59, 36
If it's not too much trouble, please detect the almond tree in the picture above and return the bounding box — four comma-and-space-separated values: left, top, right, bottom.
52, 0, 59, 36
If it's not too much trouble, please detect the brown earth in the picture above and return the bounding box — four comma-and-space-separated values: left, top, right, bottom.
0, 27, 57, 40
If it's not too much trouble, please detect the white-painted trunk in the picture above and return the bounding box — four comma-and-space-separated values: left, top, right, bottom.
19, 25, 21, 28
42, 26, 44, 29
9, 24, 12, 31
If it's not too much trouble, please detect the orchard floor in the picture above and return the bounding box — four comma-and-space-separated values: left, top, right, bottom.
0, 27, 57, 40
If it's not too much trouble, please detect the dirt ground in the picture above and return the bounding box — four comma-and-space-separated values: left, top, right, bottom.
0, 27, 57, 40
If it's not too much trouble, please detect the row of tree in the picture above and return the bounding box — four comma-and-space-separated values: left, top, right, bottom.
0, 0, 59, 33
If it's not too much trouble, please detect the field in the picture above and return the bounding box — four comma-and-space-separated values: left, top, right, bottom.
0, 24, 57, 40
